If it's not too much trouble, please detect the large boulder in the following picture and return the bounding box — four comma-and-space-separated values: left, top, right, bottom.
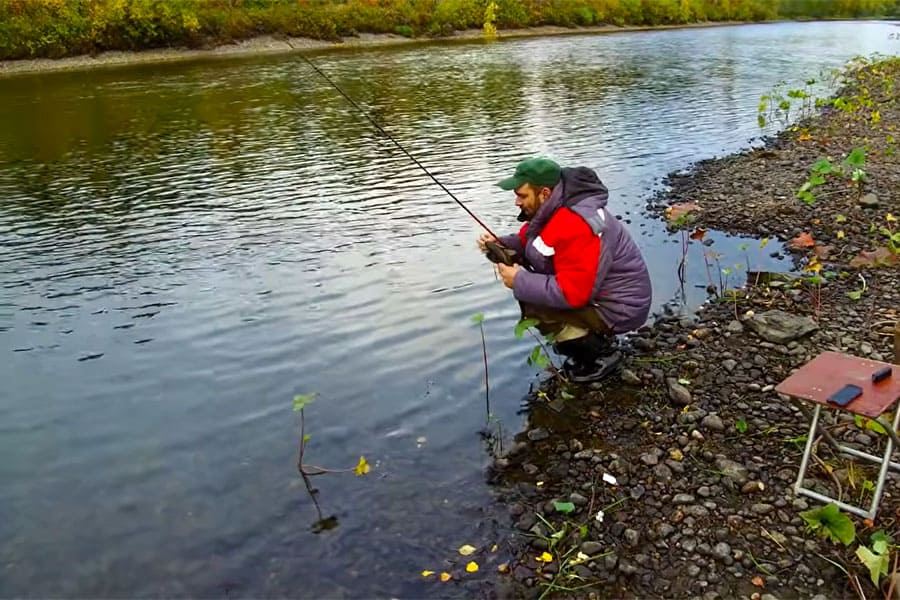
746, 309, 818, 344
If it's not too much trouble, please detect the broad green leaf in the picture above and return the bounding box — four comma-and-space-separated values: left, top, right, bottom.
798, 181, 812, 193
515, 318, 540, 339
554, 501, 575, 514
848, 290, 862, 300
736, 420, 748, 433
845, 147, 866, 167
873, 538, 889, 555
856, 545, 889, 586
579, 524, 588, 538
866, 418, 887, 435
293, 393, 317, 412
534, 351, 549, 369
812, 159, 833, 174
835, 214, 848, 223
809, 174, 826, 186
801, 503, 856, 545
471, 313, 485, 325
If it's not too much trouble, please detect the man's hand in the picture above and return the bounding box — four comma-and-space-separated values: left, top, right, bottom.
497, 263, 520, 289
477, 233, 498, 253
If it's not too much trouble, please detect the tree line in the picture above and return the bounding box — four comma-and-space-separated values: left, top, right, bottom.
0, 0, 897, 61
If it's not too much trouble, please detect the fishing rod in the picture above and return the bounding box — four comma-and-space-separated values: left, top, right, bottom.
299, 53, 502, 241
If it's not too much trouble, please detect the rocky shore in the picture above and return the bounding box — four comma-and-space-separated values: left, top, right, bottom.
489, 56, 900, 599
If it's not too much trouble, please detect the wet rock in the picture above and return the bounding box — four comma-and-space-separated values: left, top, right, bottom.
621, 369, 642, 385
509, 503, 526, 517
527, 428, 549, 442
667, 378, 692, 406
859, 192, 879, 208
701, 414, 725, 432
581, 541, 603, 555
746, 310, 818, 344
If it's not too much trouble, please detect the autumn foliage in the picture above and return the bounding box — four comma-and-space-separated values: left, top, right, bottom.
0, 0, 898, 60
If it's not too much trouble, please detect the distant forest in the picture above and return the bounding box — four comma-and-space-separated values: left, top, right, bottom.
1, 0, 897, 60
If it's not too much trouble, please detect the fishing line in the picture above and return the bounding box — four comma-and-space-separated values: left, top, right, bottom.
299, 53, 501, 240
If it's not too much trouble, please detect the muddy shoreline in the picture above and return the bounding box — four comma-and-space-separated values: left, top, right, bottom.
489, 56, 900, 599
1, 20, 770, 78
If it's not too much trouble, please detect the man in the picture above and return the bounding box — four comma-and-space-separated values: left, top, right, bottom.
478, 157, 652, 382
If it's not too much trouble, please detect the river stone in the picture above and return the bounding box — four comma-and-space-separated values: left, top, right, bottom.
714, 457, 749, 484
859, 192, 879, 208
673, 493, 695, 505
722, 359, 737, 372
701, 414, 725, 432
667, 378, 692, 406
727, 320, 744, 333
746, 310, 818, 344
624, 528, 640, 547
570, 492, 588, 506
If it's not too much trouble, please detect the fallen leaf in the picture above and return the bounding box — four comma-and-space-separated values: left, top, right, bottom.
497, 562, 509, 574
804, 258, 822, 273
491, 544, 498, 553
536, 552, 553, 563
689, 227, 707, 240
837, 230, 846, 239
670, 449, 684, 461
536, 481, 544, 487
850, 247, 899, 268
466, 561, 479, 573
422, 570, 435, 577
752, 575, 765, 588
458, 544, 476, 556
665, 202, 701, 224
790, 232, 815, 249
354, 456, 370, 476
440, 572, 451, 582
759, 238, 770, 249
887, 214, 897, 222
812, 245, 834, 259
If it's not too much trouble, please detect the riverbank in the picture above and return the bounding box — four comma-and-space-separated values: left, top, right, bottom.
0, 20, 762, 78
490, 55, 900, 598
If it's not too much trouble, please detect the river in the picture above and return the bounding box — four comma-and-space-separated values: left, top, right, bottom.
1, 19, 898, 598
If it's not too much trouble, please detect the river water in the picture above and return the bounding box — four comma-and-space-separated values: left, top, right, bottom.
1, 20, 898, 598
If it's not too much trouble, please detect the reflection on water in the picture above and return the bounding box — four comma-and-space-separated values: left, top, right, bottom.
1, 20, 897, 598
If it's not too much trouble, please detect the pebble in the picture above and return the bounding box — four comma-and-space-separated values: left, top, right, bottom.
859, 192, 879, 208
570, 492, 588, 506
653, 463, 674, 481
860, 342, 873, 356
727, 320, 744, 333
624, 528, 640, 547
715, 457, 749, 484
722, 358, 738, 372
701, 414, 725, 432
712, 542, 732, 561
667, 378, 692, 406
697, 486, 712, 497
673, 493, 695, 505
640, 451, 660, 466
742, 481, 765, 494
580, 541, 603, 555
752, 503, 775, 515
621, 369, 642, 385
657, 522, 675, 538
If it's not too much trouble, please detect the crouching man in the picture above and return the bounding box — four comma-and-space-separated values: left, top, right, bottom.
479, 157, 652, 382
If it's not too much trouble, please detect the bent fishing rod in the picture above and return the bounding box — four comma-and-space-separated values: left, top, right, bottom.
299, 53, 501, 241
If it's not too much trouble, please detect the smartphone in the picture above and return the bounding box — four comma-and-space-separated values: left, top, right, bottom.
827, 384, 863, 407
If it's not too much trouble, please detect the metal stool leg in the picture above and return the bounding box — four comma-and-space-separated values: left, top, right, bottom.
794, 404, 821, 496
868, 405, 900, 518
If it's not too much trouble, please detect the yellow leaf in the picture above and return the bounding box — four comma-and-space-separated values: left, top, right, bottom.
421, 570, 435, 577
491, 544, 498, 553
354, 456, 370, 476
458, 544, 476, 556
536, 552, 553, 563
466, 561, 479, 573
837, 230, 846, 239
536, 481, 544, 487
497, 562, 510, 574
670, 449, 684, 461
440, 572, 451, 582
887, 214, 897, 222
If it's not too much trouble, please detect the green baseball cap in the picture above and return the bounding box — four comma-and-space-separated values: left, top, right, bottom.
496, 157, 561, 191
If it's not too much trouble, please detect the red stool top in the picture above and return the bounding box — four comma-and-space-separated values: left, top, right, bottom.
775, 351, 900, 418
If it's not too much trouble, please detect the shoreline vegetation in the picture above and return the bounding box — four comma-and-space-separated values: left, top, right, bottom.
1, 0, 899, 76
491, 54, 900, 599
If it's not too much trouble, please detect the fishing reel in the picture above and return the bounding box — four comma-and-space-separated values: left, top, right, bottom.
484, 241, 519, 267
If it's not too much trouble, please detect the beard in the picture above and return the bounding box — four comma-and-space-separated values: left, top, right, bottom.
516, 208, 530, 222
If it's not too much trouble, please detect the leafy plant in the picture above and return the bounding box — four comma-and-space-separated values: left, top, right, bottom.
735, 419, 748, 434
796, 147, 867, 205
800, 503, 856, 546
855, 530, 894, 587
